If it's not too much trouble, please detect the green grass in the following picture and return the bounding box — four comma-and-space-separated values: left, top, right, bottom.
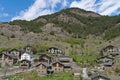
6, 71, 74, 80
6, 73, 23, 80
70, 52, 98, 67
63, 38, 85, 45
38, 72, 74, 80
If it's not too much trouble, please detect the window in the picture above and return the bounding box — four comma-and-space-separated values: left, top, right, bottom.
59, 64, 62, 67
53, 64, 56, 67
55, 68, 57, 70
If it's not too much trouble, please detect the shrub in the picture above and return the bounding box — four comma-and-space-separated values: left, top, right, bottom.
11, 34, 15, 38
50, 31, 55, 35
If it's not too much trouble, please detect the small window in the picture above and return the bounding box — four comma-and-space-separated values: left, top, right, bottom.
55, 68, 57, 70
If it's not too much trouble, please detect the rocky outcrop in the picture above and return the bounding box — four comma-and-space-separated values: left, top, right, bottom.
0, 23, 24, 38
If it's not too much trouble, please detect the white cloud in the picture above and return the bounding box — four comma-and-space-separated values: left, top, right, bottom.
70, 0, 96, 12
11, 0, 120, 21
98, 0, 120, 15
11, 0, 68, 21
70, 0, 120, 16
61, 0, 68, 8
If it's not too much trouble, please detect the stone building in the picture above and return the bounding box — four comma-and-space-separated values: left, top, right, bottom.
58, 55, 72, 72
101, 45, 119, 56
39, 54, 53, 64
20, 59, 31, 69
52, 61, 64, 73
10, 49, 21, 59
0, 50, 17, 66
36, 62, 52, 76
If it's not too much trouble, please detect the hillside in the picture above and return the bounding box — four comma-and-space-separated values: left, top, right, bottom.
0, 8, 120, 52
0, 8, 120, 51
9, 8, 120, 40
0, 8, 120, 53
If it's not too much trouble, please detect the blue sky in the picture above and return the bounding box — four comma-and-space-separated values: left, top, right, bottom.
0, 0, 120, 22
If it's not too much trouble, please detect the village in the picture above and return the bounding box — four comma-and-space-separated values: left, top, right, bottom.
0, 45, 81, 79
0, 44, 120, 80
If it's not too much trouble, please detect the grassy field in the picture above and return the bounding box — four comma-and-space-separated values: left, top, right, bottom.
6, 71, 74, 80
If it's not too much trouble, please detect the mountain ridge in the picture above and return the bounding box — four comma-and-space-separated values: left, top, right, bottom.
9, 8, 120, 40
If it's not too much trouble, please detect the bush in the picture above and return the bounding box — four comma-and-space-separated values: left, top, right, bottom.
11, 34, 15, 38
50, 31, 55, 35
88, 71, 92, 76
115, 68, 120, 74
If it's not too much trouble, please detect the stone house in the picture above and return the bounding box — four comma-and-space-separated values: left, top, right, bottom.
1, 53, 17, 66
52, 61, 64, 73
39, 54, 53, 64
10, 49, 21, 59
20, 59, 31, 69
101, 45, 119, 56
0, 50, 9, 55
47, 47, 62, 54
36, 62, 52, 76
58, 55, 72, 71
96, 56, 115, 71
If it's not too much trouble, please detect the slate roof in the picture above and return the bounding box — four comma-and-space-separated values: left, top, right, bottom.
104, 61, 114, 66
36, 62, 51, 67
97, 56, 114, 60
39, 54, 52, 59
91, 74, 110, 80
52, 61, 64, 66
4, 53, 17, 59
58, 55, 71, 62
62, 63, 71, 68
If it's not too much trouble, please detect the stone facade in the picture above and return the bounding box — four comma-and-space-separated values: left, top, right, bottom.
20, 59, 31, 69
10, 49, 21, 59
52, 62, 64, 73
0, 45, 74, 77
36, 63, 48, 76
101, 45, 119, 56
39, 54, 53, 64
58, 56, 72, 72
1, 53, 17, 66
